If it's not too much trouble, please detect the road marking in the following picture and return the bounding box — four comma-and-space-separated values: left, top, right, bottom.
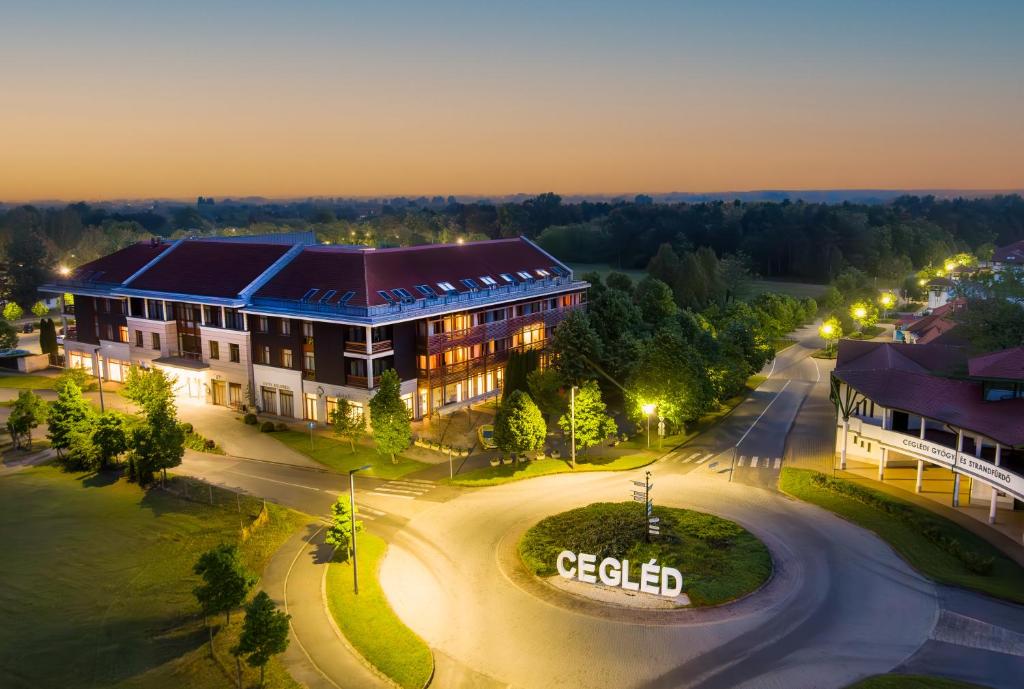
221, 469, 323, 492
372, 486, 421, 495
735, 379, 792, 448
774, 457, 782, 469
737, 456, 746, 467
695, 453, 713, 464
360, 506, 386, 517
683, 452, 701, 463
369, 492, 415, 500
750, 457, 759, 468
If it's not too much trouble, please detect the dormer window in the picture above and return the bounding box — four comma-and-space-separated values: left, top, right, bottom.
416, 284, 437, 297
517, 271, 534, 280
535, 269, 550, 277
437, 281, 457, 292
480, 276, 497, 286
500, 273, 515, 283
461, 278, 479, 290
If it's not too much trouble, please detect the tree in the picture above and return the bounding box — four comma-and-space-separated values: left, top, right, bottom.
39, 318, 57, 357
548, 310, 603, 386
233, 591, 290, 688
0, 319, 18, 350
628, 328, 717, 429
193, 544, 257, 631
527, 367, 565, 424
634, 276, 678, 330
90, 412, 128, 469
123, 365, 176, 413
956, 298, 1024, 353
324, 496, 363, 560
502, 348, 540, 401
129, 400, 185, 485
5, 226, 50, 309
849, 301, 879, 332
369, 369, 411, 464
3, 302, 23, 322
6, 390, 47, 450
558, 381, 617, 456
493, 390, 546, 455
329, 399, 365, 452
47, 379, 91, 458
31, 301, 48, 318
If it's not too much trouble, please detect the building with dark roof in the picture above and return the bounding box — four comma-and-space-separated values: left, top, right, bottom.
43, 235, 588, 421
992, 239, 1024, 269
831, 340, 1024, 524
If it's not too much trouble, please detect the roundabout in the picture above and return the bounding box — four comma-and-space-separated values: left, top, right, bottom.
377, 468, 940, 689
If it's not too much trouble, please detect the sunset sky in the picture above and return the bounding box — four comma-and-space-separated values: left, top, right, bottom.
3, 1, 1023, 201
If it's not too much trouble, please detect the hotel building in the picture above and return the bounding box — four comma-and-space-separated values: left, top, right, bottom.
44, 234, 587, 423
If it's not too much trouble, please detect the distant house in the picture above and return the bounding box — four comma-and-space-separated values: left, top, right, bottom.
899, 299, 966, 346
992, 239, 1024, 273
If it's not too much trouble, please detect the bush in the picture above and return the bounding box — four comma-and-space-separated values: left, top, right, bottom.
203, 439, 215, 450
260, 421, 275, 433
179, 422, 194, 434
275, 422, 288, 432
243, 413, 257, 425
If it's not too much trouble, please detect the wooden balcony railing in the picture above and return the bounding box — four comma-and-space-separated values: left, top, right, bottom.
426, 303, 580, 354
344, 340, 393, 354
345, 375, 381, 389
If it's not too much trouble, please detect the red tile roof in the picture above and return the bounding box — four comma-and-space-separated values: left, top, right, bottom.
71, 241, 172, 284
969, 347, 1024, 381
254, 237, 567, 307
834, 340, 1024, 446
126, 240, 291, 298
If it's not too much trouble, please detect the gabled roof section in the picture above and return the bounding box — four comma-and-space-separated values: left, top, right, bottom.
836, 340, 966, 377
253, 237, 570, 307
125, 241, 292, 298
969, 346, 1024, 381
69, 241, 173, 285
993, 239, 1024, 264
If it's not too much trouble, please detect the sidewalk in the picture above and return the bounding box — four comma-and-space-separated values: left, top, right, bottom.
263, 523, 389, 689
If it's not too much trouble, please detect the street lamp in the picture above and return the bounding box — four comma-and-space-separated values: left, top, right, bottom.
348, 464, 371, 594
58, 265, 71, 277
642, 403, 656, 449
570, 385, 578, 469
92, 347, 105, 412
878, 292, 894, 320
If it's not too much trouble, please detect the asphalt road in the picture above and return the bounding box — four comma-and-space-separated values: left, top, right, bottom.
175, 324, 1024, 689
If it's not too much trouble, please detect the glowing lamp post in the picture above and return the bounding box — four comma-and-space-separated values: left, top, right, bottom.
818, 318, 841, 356
642, 403, 656, 449
878, 292, 894, 320
58, 265, 71, 277
348, 464, 371, 594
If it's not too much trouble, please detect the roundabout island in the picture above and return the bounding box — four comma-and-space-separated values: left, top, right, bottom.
519, 501, 771, 609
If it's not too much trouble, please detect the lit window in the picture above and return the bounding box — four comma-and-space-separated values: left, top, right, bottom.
416, 284, 437, 297
499, 273, 514, 282
437, 281, 456, 292
229, 343, 240, 363
535, 269, 550, 277
461, 278, 479, 290
517, 271, 533, 280
281, 349, 293, 368
280, 319, 291, 336
480, 276, 497, 286
209, 341, 219, 359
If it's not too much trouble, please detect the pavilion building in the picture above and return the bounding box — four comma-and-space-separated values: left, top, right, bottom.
831, 340, 1024, 524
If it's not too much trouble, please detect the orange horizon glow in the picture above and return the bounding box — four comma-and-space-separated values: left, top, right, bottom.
3, 2, 1023, 202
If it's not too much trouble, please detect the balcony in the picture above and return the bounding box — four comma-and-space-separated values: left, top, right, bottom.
345, 339, 393, 354
426, 305, 578, 353
345, 375, 380, 389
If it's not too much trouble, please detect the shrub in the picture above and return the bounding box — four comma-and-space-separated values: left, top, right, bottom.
180, 422, 194, 434
275, 422, 288, 432
260, 421, 275, 433
243, 413, 258, 425
204, 439, 215, 450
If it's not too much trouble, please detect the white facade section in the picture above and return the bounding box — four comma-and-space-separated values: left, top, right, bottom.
127, 316, 176, 361
253, 363, 304, 419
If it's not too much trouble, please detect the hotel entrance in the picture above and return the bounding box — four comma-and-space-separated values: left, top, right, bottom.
211, 380, 226, 406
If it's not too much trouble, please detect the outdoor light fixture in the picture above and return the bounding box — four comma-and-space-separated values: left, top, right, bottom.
821, 323, 834, 336
944, 260, 957, 272
853, 306, 867, 320
918, 278, 927, 286
642, 403, 656, 449
348, 464, 372, 594
58, 265, 71, 276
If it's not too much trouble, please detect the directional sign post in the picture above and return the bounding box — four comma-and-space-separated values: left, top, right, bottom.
631, 471, 658, 541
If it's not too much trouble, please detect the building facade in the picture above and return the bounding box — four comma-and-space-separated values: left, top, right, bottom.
831, 340, 1024, 524
45, 235, 588, 424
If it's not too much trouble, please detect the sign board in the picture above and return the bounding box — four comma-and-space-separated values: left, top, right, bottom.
556, 550, 683, 598
854, 422, 1024, 501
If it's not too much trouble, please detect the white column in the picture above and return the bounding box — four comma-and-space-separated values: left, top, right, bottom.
919, 417, 927, 439
915, 459, 924, 493
975, 435, 983, 458
365, 326, 373, 355
878, 447, 886, 481
989, 442, 1002, 524
952, 429, 963, 507
840, 417, 849, 470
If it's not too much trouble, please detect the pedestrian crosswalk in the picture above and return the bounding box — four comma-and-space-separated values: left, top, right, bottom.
369, 478, 434, 500
662, 450, 783, 472
358, 505, 388, 520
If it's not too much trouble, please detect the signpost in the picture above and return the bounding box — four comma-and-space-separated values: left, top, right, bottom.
632, 471, 657, 541
657, 416, 665, 450
308, 420, 316, 450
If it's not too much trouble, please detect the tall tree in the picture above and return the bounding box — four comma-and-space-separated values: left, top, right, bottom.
123, 365, 177, 414
493, 390, 546, 455
30, 301, 48, 318
628, 328, 717, 429
369, 369, 411, 464
193, 544, 257, 628
0, 319, 18, 350
47, 379, 91, 458
329, 399, 365, 452
324, 496, 363, 560
3, 302, 23, 321
502, 348, 540, 401
129, 400, 185, 485
4, 226, 50, 308
558, 381, 617, 456
233, 591, 290, 688
548, 310, 603, 386
526, 367, 565, 424
6, 390, 47, 450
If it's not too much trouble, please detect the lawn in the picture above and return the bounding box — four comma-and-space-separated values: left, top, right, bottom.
845, 675, 991, 689
0, 374, 57, 389
325, 532, 433, 689
779, 468, 1024, 604
519, 502, 771, 606
450, 374, 767, 487
270, 430, 429, 480
849, 325, 885, 340
0, 465, 307, 689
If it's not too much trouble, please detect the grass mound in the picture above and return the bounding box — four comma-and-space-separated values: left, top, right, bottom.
780, 468, 1024, 603
845, 674, 991, 689
325, 533, 433, 689
519, 502, 771, 606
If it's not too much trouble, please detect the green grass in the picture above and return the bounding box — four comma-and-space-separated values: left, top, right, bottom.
270, 430, 429, 480
450, 374, 767, 487
566, 263, 826, 300
0, 374, 57, 389
849, 325, 885, 340
0, 464, 307, 689
519, 502, 771, 606
773, 338, 796, 353
845, 675, 991, 689
780, 468, 1024, 604
325, 532, 433, 689
449, 452, 655, 487
810, 348, 838, 360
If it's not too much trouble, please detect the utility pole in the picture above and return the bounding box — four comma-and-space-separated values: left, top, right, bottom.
348, 464, 370, 594
570, 385, 577, 469
93, 347, 105, 412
